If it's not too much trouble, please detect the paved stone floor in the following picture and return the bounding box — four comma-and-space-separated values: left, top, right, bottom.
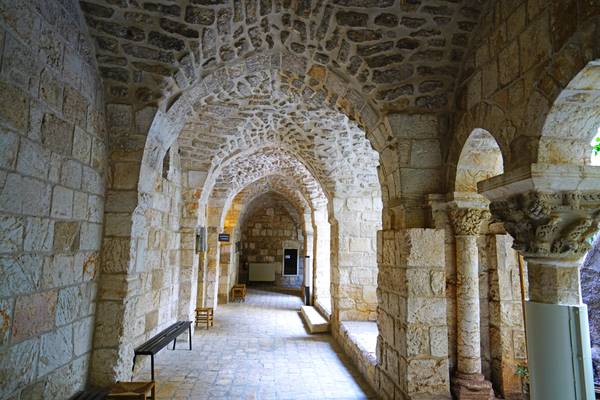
134, 288, 377, 399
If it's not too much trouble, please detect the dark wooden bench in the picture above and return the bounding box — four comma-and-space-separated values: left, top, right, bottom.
132, 320, 192, 381
69, 388, 109, 400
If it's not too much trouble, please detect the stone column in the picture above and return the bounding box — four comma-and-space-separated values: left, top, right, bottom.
479, 164, 600, 400
449, 206, 495, 400
377, 228, 451, 399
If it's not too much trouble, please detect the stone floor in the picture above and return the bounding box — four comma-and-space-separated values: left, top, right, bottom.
134, 288, 377, 399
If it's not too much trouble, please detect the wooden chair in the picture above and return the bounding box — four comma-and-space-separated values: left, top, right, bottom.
194, 307, 214, 329
232, 286, 244, 302
107, 381, 155, 400
232, 283, 246, 302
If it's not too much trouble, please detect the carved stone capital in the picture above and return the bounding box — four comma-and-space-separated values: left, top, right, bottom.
489, 190, 600, 260
449, 207, 490, 236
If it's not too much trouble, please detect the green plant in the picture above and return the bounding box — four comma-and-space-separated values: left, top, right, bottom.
515, 364, 529, 380
593, 137, 600, 155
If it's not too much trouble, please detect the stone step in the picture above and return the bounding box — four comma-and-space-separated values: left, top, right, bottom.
300, 306, 330, 334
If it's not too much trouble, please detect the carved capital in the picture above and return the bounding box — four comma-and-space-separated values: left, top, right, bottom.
489, 190, 600, 260
449, 207, 490, 235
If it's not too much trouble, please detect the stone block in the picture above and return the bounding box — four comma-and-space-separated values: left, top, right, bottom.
406, 269, 434, 296
56, 285, 85, 326
39, 69, 63, 110
73, 191, 88, 219
105, 190, 138, 213
106, 103, 133, 135
0, 254, 43, 296
0, 215, 23, 253
22, 177, 52, 217
87, 194, 104, 223
406, 325, 429, 357
410, 139, 442, 168
24, 217, 53, 252
72, 127, 92, 164
400, 229, 445, 268
38, 324, 73, 376
406, 358, 449, 394
42, 356, 87, 400
401, 168, 443, 196
43, 255, 81, 288
41, 113, 73, 156
80, 222, 102, 251
61, 159, 83, 189
51, 186, 74, 218
0, 128, 19, 170
17, 137, 52, 181
388, 113, 438, 139
73, 316, 94, 357
135, 106, 157, 135
105, 213, 132, 237
91, 138, 106, 172
82, 166, 104, 195
0, 81, 28, 132
0, 173, 23, 214
407, 298, 447, 325
0, 339, 39, 397
12, 290, 57, 342
0, 298, 13, 346
63, 85, 87, 128
430, 326, 449, 357
53, 221, 80, 252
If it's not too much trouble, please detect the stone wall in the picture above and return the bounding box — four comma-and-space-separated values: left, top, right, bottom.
91, 146, 182, 384
0, 0, 107, 398
331, 195, 381, 323
240, 193, 304, 289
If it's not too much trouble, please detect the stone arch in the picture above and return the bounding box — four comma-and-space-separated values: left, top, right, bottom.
455, 129, 503, 194
537, 59, 600, 165
520, 17, 600, 167
446, 102, 512, 193
137, 51, 384, 205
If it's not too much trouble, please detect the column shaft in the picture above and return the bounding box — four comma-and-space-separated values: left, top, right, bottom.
456, 235, 483, 375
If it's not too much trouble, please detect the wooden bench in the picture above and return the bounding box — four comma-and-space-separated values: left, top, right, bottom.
69, 388, 109, 400
132, 321, 192, 381
107, 381, 155, 400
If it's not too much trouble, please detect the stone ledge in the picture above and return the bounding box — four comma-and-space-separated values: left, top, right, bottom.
300, 306, 330, 333
337, 321, 378, 392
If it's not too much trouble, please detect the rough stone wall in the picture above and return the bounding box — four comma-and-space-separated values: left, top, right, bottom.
449, 0, 600, 174
240, 194, 304, 289
0, 0, 107, 398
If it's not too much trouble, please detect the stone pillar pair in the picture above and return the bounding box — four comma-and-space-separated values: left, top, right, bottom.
448, 203, 495, 400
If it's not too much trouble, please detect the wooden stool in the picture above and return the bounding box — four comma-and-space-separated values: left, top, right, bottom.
107, 381, 155, 400
194, 307, 213, 329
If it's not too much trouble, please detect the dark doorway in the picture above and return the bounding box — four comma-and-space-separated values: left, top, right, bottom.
283, 248, 298, 276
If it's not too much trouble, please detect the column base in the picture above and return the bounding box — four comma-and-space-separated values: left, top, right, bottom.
452, 373, 495, 400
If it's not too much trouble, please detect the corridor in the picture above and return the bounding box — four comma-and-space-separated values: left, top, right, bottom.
134, 289, 376, 399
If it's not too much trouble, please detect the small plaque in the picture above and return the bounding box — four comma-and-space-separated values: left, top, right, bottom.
218, 233, 230, 242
